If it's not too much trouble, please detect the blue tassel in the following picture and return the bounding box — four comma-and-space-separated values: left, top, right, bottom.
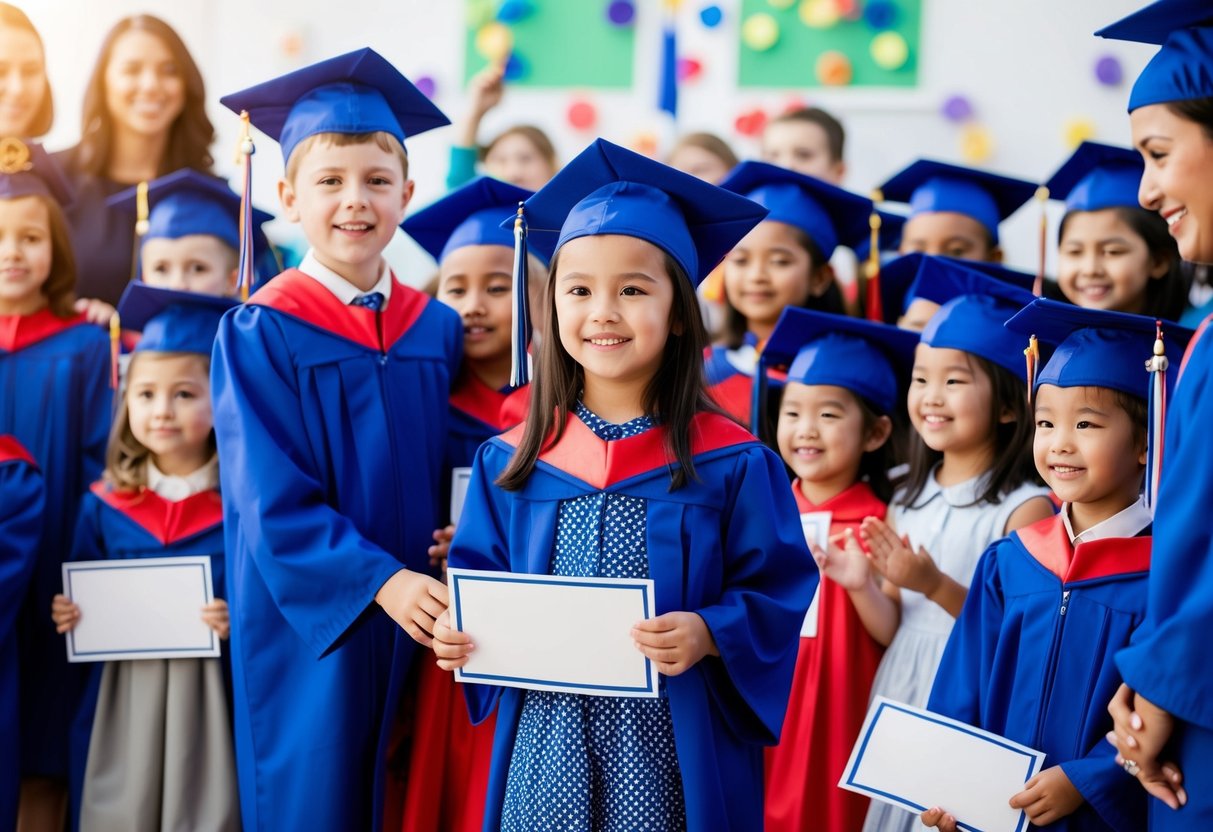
510, 202, 532, 388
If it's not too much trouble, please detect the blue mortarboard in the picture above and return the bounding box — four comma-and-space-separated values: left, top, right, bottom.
1045, 142, 1144, 214
718, 161, 872, 260
877, 253, 1036, 325
763, 306, 919, 414
220, 48, 450, 163
1096, 0, 1213, 111
403, 176, 554, 265
0, 140, 73, 206
519, 138, 768, 286
116, 283, 238, 356
880, 159, 1037, 244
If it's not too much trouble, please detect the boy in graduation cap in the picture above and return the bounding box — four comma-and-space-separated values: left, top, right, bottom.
924, 300, 1193, 832
210, 49, 462, 831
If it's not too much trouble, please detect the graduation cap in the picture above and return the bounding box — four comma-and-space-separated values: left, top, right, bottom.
402, 176, 553, 264
220, 47, 450, 163
718, 161, 872, 260
876, 253, 1036, 326
0, 139, 73, 206
1045, 142, 1143, 214
1096, 0, 1213, 111
879, 159, 1037, 244
116, 282, 238, 356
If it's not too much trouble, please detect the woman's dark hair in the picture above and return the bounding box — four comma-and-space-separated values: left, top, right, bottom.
76, 15, 214, 178
497, 248, 718, 492
1057, 205, 1191, 321
899, 353, 1040, 508
0, 3, 52, 137
722, 226, 846, 349
1167, 97, 1213, 141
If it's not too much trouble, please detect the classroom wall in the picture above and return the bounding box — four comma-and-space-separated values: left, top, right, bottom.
30, 0, 1156, 281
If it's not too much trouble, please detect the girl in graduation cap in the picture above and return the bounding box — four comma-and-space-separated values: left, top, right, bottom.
430, 139, 816, 832
1097, 2, 1213, 826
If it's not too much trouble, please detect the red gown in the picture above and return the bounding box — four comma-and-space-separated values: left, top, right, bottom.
764, 480, 887, 832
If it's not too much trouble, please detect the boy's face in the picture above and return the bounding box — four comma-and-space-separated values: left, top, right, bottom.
761, 121, 844, 184
279, 139, 414, 288
141, 234, 237, 296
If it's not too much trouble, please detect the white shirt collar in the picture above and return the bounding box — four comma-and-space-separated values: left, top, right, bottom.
1061, 495, 1152, 546
299, 249, 393, 306
146, 456, 219, 502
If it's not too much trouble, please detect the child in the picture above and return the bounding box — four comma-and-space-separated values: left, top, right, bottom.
1046, 141, 1188, 321
52, 283, 239, 831
880, 159, 1036, 262
878, 252, 1036, 331
923, 299, 1192, 832
430, 139, 817, 831
0, 436, 42, 831
761, 105, 847, 184
666, 131, 739, 184
108, 168, 278, 296
212, 49, 462, 831
0, 142, 110, 824
760, 307, 918, 832
710, 161, 872, 425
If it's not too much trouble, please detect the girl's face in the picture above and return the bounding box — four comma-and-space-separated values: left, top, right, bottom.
777, 382, 889, 499
126, 353, 213, 476
554, 234, 675, 396
723, 220, 827, 335
1057, 209, 1166, 314
0, 195, 52, 315
437, 244, 514, 366
0, 26, 47, 137
1133, 103, 1213, 264
104, 29, 186, 140
667, 144, 732, 184
908, 344, 1001, 457
484, 133, 554, 193
899, 211, 999, 261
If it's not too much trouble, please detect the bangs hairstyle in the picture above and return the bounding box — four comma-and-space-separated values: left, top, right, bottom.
77, 15, 214, 178
20, 194, 77, 318
722, 225, 845, 349
0, 3, 53, 137
497, 248, 718, 492
104, 351, 215, 492
900, 353, 1040, 508
285, 130, 409, 182
480, 125, 558, 172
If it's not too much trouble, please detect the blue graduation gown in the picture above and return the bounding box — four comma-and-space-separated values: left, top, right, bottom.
448, 370, 529, 473
0, 309, 111, 777
0, 438, 44, 828
447, 412, 817, 831
211, 269, 461, 832
929, 515, 1151, 831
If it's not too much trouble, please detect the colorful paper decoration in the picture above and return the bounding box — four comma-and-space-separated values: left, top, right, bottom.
768, 0, 796, 9
503, 52, 528, 81
816, 51, 853, 85
606, 0, 636, 26
959, 123, 994, 163
863, 0, 898, 29
496, 0, 534, 24
742, 12, 781, 51
475, 22, 514, 62
567, 98, 598, 130
414, 75, 437, 99
1095, 55, 1123, 86
677, 57, 704, 82
870, 31, 909, 69
800, 0, 840, 28
699, 4, 724, 27
941, 94, 974, 123
734, 107, 769, 137
1063, 117, 1097, 149
468, 0, 495, 27
631, 131, 659, 157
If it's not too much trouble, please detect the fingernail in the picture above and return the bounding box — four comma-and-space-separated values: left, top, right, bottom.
1131, 713, 1143, 730
1126, 736, 1138, 749
1106, 731, 1118, 745
1178, 788, 1188, 806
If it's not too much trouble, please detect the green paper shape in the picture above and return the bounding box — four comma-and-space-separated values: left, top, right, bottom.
737, 0, 921, 88
465, 0, 635, 88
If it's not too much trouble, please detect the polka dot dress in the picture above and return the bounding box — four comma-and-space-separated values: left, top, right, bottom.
500, 404, 687, 832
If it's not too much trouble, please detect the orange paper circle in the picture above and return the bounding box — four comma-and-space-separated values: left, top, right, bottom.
816, 51, 853, 86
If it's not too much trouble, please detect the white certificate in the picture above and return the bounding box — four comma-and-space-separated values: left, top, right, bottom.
450, 466, 473, 525
840, 697, 1045, 832
799, 511, 830, 638
62, 557, 219, 663
447, 567, 658, 698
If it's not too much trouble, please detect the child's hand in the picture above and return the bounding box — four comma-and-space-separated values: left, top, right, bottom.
467, 64, 505, 119
861, 517, 941, 596
920, 807, 960, 831
632, 612, 719, 677
74, 297, 116, 327
375, 568, 449, 647
812, 528, 871, 591
201, 599, 230, 640
1008, 765, 1084, 826
431, 609, 474, 671
1106, 684, 1186, 809
51, 594, 80, 634
428, 525, 455, 578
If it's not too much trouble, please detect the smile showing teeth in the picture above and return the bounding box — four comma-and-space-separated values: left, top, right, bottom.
588, 338, 628, 346
1052, 465, 1084, 474
1166, 209, 1187, 228
922, 415, 950, 424
336, 223, 372, 231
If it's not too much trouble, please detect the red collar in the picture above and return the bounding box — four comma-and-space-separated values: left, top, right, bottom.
791, 480, 886, 524
249, 268, 429, 352
450, 371, 514, 431
0, 308, 88, 352
90, 481, 224, 545
0, 435, 34, 466
1016, 514, 1151, 583
499, 411, 755, 489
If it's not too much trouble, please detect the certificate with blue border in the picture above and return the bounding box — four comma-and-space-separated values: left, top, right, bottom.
448, 568, 658, 698
62, 556, 219, 663
839, 696, 1046, 832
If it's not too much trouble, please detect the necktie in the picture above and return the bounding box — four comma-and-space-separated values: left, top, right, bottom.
352, 292, 384, 312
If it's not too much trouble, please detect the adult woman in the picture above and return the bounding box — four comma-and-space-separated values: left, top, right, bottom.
0, 3, 52, 139
55, 14, 214, 309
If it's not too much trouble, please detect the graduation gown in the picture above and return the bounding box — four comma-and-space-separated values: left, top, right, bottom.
929, 515, 1151, 831
765, 481, 887, 832
0, 437, 43, 829
211, 269, 461, 832
447, 412, 817, 831
704, 344, 754, 426
0, 309, 111, 777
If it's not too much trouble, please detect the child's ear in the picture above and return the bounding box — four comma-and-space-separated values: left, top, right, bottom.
807, 263, 836, 298
226, 267, 239, 295
986, 246, 1005, 264
278, 178, 300, 222
397, 179, 416, 223
998, 404, 1017, 424
863, 414, 894, 452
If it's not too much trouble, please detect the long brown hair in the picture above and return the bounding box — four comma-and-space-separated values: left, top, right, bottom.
497, 249, 718, 492
75, 15, 214, 178
26, 194, 76, 317
0, 3, 52, 137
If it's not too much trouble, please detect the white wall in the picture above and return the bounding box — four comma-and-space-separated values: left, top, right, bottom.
28, 0, 1158, 279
